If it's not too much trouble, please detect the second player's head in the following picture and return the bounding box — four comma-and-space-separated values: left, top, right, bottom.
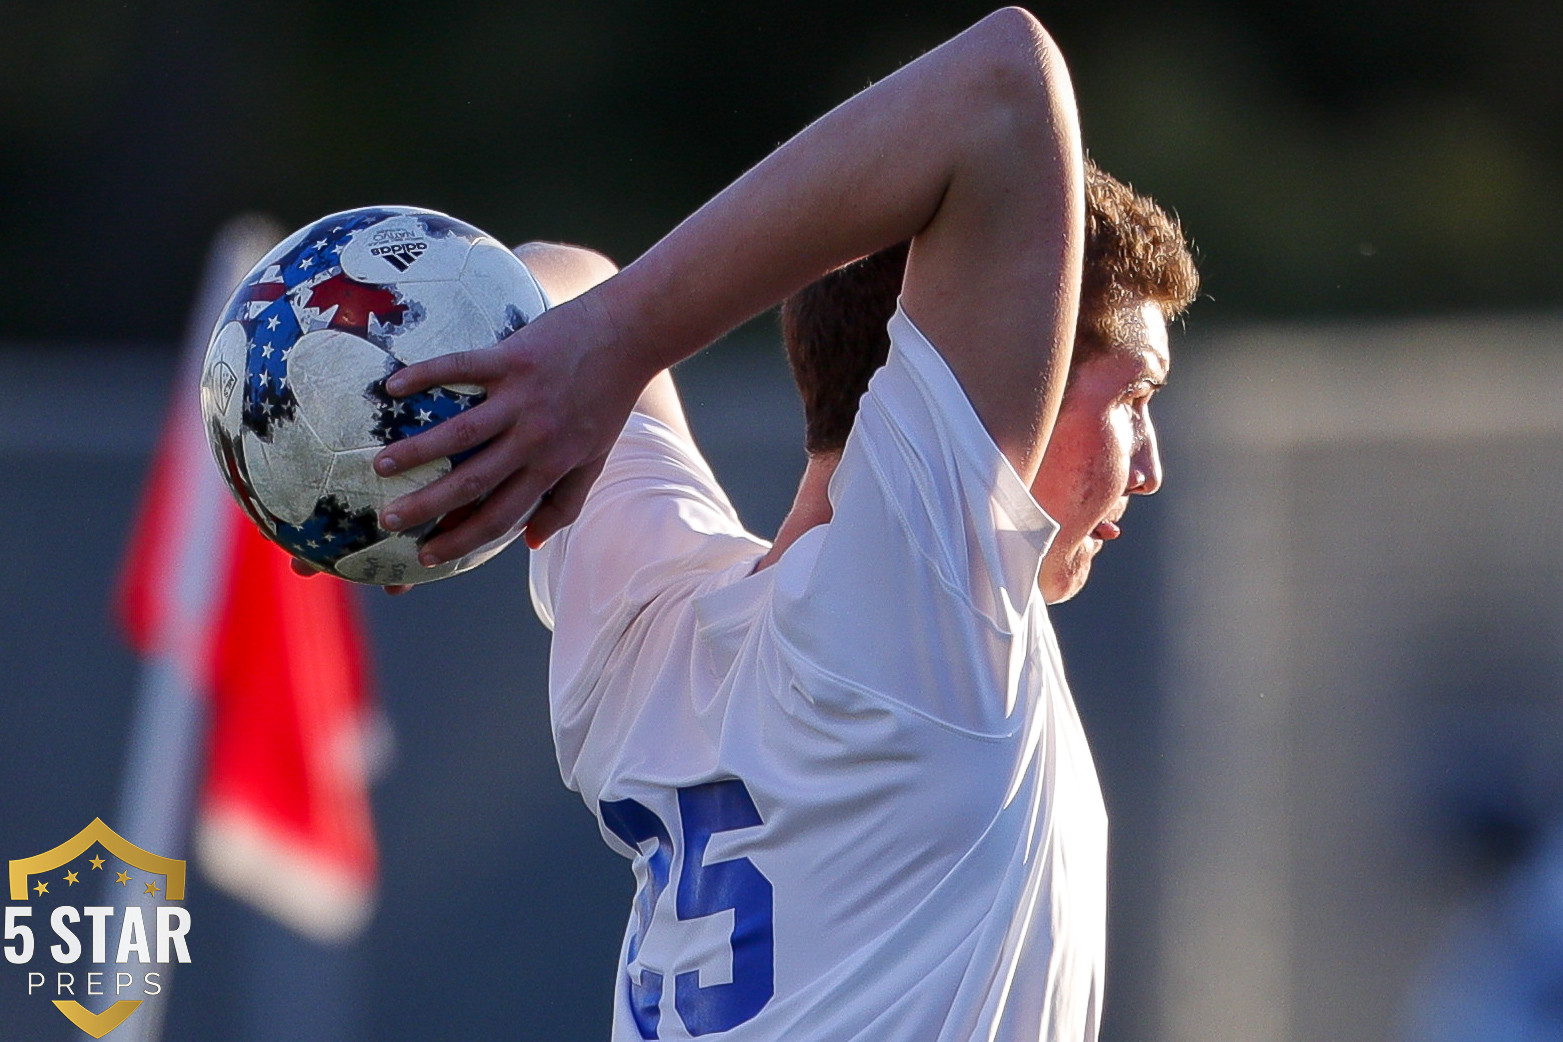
780, 160, 1198, 601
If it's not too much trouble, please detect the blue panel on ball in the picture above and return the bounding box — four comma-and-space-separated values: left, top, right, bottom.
368, 363, 488, 463
273, 495, 385, 568
279, 209, 399, 288
241, 297, 303, 437
418, 214, 487, 242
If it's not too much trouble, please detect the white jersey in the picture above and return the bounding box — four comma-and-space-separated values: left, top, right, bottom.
531, 307, 1108, 1042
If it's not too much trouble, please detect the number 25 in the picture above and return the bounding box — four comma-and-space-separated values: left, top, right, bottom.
600, 779, 774, 1038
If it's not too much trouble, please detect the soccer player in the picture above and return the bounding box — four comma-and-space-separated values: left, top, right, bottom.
374, 9, 1196, 1039
765, 158, 1195, 596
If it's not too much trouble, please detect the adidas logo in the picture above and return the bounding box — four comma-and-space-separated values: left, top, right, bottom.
371, 240, 429, 272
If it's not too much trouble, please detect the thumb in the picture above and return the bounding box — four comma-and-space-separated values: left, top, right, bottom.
524, 459, 606, 548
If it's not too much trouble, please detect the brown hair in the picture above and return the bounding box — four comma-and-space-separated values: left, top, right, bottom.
781, 159, 1198, 454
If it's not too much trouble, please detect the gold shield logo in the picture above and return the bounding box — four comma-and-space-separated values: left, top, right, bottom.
7, 819, 190, 1038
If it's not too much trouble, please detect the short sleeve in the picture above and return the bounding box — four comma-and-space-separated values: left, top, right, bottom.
768, 306, 1059, 735
530, 410, 767, 694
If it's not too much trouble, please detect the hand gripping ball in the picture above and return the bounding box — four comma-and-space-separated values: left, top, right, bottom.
200, 207, 547, 585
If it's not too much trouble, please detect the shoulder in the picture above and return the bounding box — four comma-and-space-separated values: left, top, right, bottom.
853, 305, 1057, 576
512, 241, 618, 304
530, 410, 765, 632
760, 306, 1058, 732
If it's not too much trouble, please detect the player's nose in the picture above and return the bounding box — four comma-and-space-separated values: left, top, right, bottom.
1129, 419, 1162, 495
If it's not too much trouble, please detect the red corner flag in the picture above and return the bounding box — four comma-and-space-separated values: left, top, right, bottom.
116, 216, 378, 945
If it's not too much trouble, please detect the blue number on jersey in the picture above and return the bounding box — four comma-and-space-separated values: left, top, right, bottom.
599, 798, 674, 1037
600, 779, 774, 1038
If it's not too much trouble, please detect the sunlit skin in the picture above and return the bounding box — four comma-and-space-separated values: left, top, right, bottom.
1031, 300, 1169, 603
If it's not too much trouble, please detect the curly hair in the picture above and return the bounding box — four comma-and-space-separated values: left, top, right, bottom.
781, 160, 1197, 455
1076, 160, 1198, 355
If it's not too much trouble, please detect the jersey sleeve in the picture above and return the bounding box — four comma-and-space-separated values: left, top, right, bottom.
529, 410, 767, 696
768, 305, 1059, 735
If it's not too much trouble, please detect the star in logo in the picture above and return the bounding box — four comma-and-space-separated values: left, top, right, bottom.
63, 870, 79, 886
34, 880, 48, 896
116, 871, 131, 886
144, 881, 161, 897
89, 855, 106, 870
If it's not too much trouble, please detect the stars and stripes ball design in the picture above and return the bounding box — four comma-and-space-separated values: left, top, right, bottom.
200, 206, 548, 585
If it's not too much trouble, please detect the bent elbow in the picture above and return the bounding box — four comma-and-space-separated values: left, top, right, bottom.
950, 8, 1078, 164
955, 8, 1074, 132
976, 8, 1062, 85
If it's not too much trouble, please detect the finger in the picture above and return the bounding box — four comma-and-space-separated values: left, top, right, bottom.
415, 464, 554, 565
290, 557, 325, 577
384, 346, 508, 398
381, 430, 538, 532
373, 396, 515, 479
383, 584, 413, 596
524, 460, 605, 548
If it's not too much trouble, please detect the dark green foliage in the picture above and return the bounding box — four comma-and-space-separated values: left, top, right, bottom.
2, 0, 1559, 342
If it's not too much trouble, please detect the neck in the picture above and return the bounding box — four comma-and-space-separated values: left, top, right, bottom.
754, 452, 840, 571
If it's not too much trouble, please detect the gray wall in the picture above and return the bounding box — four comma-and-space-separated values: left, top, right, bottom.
1158, 318, 1563, 1042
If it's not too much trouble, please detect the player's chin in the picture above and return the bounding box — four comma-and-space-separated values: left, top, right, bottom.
1040, 546, 1095, 605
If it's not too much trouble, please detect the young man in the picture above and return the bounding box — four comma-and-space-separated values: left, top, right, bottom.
764, 159, 1195, 592
374, 9, 1194, 1039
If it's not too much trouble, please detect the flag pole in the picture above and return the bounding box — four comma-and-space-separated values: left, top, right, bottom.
107, 216, 283, 1042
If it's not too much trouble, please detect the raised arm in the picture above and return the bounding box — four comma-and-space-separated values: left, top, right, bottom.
515, 242, 694, 447
375, 7, 1083, 562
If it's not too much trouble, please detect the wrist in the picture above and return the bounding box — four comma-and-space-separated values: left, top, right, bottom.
573, 270, 672, 411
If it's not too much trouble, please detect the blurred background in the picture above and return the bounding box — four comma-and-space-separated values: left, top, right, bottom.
3, 1, 1562, 1040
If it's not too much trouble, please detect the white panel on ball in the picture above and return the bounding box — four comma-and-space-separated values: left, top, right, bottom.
381, 280, 492, 368
333, 536, 456, 586
462, 241, 549, 338
201, 322, 250, 429
325, 446, 446, 507
288, 329, 392, 452
338, 212, 475, 286
242, 422, 332, 526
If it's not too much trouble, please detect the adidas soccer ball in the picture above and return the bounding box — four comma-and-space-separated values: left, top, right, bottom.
200, 206, 548, 585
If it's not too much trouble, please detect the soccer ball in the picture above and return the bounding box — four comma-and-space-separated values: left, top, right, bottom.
200, 206, 548, 585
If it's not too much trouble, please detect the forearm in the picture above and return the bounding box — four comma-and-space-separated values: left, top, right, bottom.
596, 7, 1083, 471
373, 7, 1083, 555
